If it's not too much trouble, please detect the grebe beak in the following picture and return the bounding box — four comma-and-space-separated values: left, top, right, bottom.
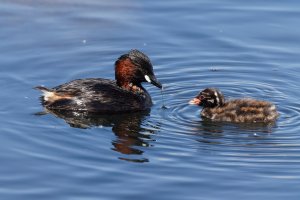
145, 75, 162, 89
189, 98, 201, 105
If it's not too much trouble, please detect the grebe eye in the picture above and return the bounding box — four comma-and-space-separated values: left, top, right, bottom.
200, 95, 205, 100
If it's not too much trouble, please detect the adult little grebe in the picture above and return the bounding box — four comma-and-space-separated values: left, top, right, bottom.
189, 88, 279, 123
35, 49, 162, 113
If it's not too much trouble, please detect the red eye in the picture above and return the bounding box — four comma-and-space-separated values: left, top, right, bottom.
200, 95, 205, 100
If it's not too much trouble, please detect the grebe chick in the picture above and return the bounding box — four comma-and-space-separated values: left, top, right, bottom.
35, 49, 162, 113
189, 88, 279, 123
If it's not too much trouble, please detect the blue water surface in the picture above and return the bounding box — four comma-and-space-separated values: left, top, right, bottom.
1, 0, 300, 199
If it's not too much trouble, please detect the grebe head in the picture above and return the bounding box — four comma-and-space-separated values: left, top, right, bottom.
189, 88, 225, 108
115, 49, 162, 90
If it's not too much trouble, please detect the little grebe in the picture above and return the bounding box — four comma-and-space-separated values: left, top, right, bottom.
35, 49, 162, 113
189, 88, 279, 123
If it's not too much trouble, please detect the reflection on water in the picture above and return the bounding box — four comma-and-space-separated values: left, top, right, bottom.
37, 109, 159, 163
194, 119, 276, 145
199, 118, 276, 134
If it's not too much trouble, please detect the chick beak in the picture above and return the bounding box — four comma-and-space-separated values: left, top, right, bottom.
144, 75, 162, 89
189, 98, 201, 105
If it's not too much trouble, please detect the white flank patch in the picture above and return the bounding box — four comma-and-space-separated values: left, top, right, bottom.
145, 75, 151, 83
74, 98, 83, 105
43, 91, 54, 101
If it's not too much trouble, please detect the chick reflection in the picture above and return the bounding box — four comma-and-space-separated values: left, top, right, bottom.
195, 119, 276, 145
38, 109, 158, 163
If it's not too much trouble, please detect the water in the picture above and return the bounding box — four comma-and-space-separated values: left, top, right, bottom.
1, 0, 300, 199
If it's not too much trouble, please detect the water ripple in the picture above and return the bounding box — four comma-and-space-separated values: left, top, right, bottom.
150, 59, 299, 153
